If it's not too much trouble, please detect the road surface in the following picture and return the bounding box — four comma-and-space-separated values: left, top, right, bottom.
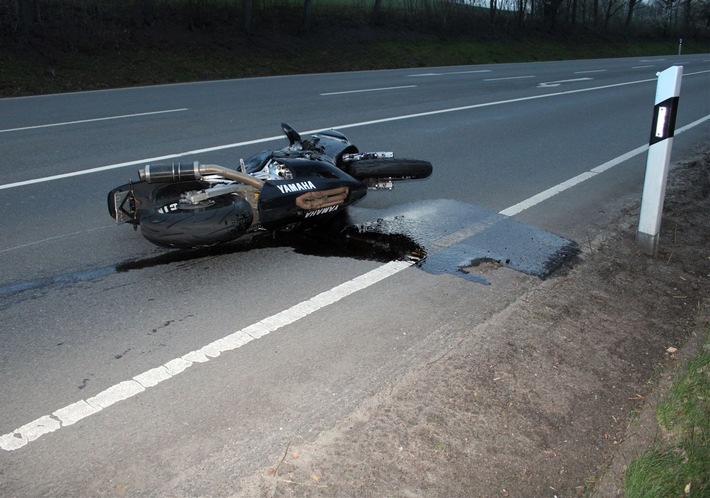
1, 54, 709, 495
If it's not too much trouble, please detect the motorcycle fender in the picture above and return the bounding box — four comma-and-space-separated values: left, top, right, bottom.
107, 180, 207, 224
107, 180, 156, 224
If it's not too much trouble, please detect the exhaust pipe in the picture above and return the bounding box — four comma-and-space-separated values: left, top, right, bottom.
139, 162, 264, 191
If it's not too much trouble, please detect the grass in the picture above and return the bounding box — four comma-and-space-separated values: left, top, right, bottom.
623, 327, 710, 498
4, 0, 710, 97
3, 36, 710, 98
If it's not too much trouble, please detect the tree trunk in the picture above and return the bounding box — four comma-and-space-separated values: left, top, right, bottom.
302, 0, 313, 31
373, 0, 383, 17
626, 0, 638, 26
517, 0, 527, 27
683, 0, 693, 31
243, 0, 254, 33
569, 0, 578, 25
17, 0, 35, 33
544, 0, 564, 31
132, 0, 154, 27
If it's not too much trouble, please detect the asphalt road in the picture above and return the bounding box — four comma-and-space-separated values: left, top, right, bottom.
1, 54, 709, 495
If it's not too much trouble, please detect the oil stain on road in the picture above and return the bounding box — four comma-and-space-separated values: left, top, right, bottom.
347, 199, 579, 284
0, 199, 578, 302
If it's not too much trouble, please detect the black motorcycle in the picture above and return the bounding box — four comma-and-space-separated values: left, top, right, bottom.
108, 123, 432, 248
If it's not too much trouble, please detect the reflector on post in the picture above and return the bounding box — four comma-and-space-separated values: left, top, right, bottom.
637, 66, 683, 256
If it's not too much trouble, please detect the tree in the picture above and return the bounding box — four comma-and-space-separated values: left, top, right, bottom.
302, 0, 313, 31
132, 0, 154, 27
517, 0, 528, 27
626, 0, 640, 25
542, 0, 566, 30
603, 0, 625, 27
17, 0, 38, 33
682, 0, 694, 31
243, 0, 254, 33
373, 0, 383, 18
569, 0, 578, 25
656, 0, 679, 31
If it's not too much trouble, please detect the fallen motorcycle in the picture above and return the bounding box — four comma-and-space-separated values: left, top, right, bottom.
108, 123, 432, 248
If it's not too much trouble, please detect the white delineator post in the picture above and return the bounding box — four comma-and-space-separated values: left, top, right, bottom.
637, 65, 683, 256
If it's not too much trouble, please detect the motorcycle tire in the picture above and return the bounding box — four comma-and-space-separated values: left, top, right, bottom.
140, 195, 253, 249
347, 158, 432, 180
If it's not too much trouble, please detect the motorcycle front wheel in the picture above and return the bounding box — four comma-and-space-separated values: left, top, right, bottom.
140, 194, 253, 249
347, 158, 432, 181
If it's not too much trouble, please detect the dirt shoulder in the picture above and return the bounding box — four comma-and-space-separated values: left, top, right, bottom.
237, 148, 710, 497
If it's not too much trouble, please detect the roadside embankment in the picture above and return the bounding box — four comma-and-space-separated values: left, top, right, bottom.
237, 146, 710, 497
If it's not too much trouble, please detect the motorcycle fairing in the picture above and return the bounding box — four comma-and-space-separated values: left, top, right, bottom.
310, 131, 358, 163
242, 130, 358, 176
243, 150, 273, 174
257, 158, 366, 229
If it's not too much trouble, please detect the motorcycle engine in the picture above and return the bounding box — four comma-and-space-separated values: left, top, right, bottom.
253, 160, 293, 181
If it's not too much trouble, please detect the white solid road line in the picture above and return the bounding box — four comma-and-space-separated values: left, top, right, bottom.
0, 260, 413, 451
0, 108, 188, 134
5, 71, 710, 190
537, 77, 593, 88
2, 67, 709, 449
320, 85, 416, 96
406, 70, 492, 76
1, 71, 698, 191
500, 113, 710, 217
3, 112, 709, 451
483, 75, 536, 81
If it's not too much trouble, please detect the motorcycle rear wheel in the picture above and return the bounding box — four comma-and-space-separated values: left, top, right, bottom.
347, 158, 432, 180
140, 195, 253, 249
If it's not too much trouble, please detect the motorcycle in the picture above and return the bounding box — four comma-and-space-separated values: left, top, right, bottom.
108, 123, 432, 249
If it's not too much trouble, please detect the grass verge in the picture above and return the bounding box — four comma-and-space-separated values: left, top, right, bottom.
2, 35, 710, 97
623, 326, 710, 498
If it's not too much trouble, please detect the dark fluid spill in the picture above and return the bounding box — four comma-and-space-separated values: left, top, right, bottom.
348, 199, 580, 281
1, 199, 579, 300
116, 199, 579, 283
0, 266, 116, 297
0, 266, 116, 305
114, 224, 425, 273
